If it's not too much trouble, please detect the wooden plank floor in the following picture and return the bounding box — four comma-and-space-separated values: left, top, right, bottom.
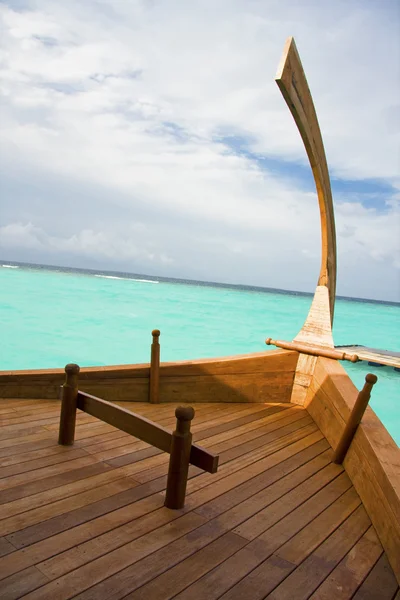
0, 399, 398, 600
335, 345, 400, 369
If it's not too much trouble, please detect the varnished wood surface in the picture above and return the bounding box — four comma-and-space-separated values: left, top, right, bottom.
276, 38, 336, 324
0, 399, 398, 599
0, 350, 297, 402
276, 39, 337, 407
335, 346, 400, 369
76, 392, 218, 473
306, 357, 400, 583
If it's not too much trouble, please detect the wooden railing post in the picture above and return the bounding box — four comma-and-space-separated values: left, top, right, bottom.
58, 363, 80, 446
149, 329, 160, 404
333, 373, 378, 464
165, 406, 195, 509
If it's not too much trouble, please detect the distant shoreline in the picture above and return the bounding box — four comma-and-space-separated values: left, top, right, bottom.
1, 259, 399, 308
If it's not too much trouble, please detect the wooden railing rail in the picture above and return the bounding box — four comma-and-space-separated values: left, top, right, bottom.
76, 390, 172, 452
333, 373, 378, 464
149, 329, 160, 403
58, 363, 218, 508
266, 338, 359, 363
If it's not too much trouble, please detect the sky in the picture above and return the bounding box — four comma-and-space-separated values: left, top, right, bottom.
0, 0, 399, 302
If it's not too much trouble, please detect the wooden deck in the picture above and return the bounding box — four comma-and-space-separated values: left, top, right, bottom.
335, 346, 400, 370
0, 399, 398, 600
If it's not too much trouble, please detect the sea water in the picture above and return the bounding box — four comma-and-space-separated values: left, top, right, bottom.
1, 262, 399, 443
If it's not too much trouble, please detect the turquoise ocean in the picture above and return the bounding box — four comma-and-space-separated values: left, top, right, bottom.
1, 262, 399, 444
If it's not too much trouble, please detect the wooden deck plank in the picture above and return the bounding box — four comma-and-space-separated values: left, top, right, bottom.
309, 527, 383, 599
0, 447, 90, 478
0, 436, 61, 457
0, 566, 50, 600
0, 462, 112, 505
0, 536, 15, 557
0, 399, 397, 600
70, 522, 235, 600
21, 513, 210, 599
0, 443, 89, 468
101, 405, 293, 466
0, 427, 50, 445
77, 402, 262, 458
352, 554, 400, 600
3, 406, 282, 508
265, 506, 371, 599
0, 454, 105, 493
227, 467, 348, 540
33, 443, 333, 582
335, 345, 400, 369
4, 478, 166, 549
94, 404, 288, 467
5, 408, 310, 548
274, 487, 361, 565
0, 442, 328, 581
218, 506, 369, 600
120, 533, 245, 600
0, 477, 139, 536
195, 442, 331, 520
0, 466, 147, 519
137, 424, 321, 486
0, 494, 166, 579
6, 430, 321, 551
174, 473, 356, 600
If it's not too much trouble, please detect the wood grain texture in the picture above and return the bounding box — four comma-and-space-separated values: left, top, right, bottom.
77, 392, 218, 474
306, 356, 400, 584
276, 38, 336, 325
276, 38, 337, 409
0, 350, 297, 402
0, 398, 396, 599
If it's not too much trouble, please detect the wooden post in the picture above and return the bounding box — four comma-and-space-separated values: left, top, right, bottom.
333, 373, 378, 464
149, 329, 160, 404
58, 363, 80, 446
165, 406, 195, 509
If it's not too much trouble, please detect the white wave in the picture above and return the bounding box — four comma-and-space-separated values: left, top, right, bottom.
132, 278, 159, 284
94, 274, 159, 284
94, 275, 130, 280
2, 265, 19, 269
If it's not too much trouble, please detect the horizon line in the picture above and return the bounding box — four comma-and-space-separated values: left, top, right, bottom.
1, 258, 399, 307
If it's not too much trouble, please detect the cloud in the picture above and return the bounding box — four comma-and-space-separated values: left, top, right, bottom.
0, 0, 399, 301
0, 222, 173, 264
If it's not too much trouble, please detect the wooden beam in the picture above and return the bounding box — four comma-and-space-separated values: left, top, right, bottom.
76, 391, 219, 474
276, 37, 336, 326
276, 38, 338, 407
266, 338, 359, 362
77, 391, 172, 452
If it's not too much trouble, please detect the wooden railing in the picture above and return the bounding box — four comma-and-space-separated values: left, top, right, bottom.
333, 373, 378, 464
265, 338, 360, 363
58, 363, 218, 509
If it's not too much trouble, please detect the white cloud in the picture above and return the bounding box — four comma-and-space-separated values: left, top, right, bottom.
0, 0, 399, 300
0, 222, 172, 264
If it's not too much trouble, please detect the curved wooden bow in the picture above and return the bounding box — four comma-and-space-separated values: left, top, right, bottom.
276, 37, 337, 346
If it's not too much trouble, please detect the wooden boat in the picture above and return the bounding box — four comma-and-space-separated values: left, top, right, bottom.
0, 38, 399, 599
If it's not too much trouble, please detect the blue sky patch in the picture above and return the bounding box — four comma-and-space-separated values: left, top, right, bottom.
218, 133, 395, 213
